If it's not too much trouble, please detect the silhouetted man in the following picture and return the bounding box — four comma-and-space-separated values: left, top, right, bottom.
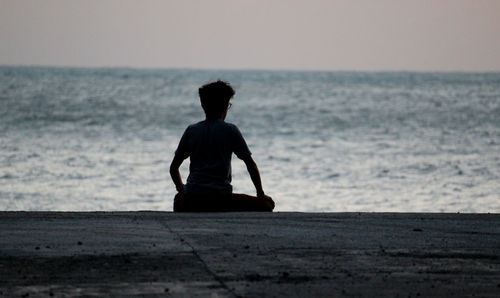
170, 80, 275, 212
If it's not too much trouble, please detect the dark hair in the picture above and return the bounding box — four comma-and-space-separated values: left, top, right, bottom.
198, 80, 235, 119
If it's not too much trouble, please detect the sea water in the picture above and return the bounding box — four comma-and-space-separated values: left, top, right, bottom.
1, 66, 499, 212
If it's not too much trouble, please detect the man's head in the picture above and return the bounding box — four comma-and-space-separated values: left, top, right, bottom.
199, 80, 235, 119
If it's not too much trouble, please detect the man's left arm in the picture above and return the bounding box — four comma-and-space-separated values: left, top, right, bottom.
170, 155, 185, 192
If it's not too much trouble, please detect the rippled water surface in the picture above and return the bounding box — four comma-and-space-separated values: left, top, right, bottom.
1, 67, 499, 212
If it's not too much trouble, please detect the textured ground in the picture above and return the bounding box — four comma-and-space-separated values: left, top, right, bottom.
0, 212, 499, 297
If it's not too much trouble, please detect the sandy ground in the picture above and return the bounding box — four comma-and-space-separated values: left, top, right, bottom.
0, 212, 499, 297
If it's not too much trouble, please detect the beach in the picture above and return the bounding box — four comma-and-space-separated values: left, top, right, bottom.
1, 212, 499, 297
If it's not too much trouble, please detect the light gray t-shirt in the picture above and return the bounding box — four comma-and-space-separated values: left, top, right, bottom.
174, 119, 252, 195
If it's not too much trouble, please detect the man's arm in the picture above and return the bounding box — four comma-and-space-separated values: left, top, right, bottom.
170, 155, 185, 192
242, 156, 274, 207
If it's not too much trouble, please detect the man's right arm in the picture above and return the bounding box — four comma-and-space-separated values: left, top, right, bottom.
242, 156, 274, 208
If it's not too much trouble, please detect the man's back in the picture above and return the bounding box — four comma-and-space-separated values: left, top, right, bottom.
175, 119, 251, 195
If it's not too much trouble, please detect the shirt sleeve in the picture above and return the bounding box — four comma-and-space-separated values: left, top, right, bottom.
174, 127, 191, 160
232, 125, 252, 160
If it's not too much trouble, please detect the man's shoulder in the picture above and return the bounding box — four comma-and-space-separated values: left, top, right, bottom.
223, 121, 239, 130
186, 120, 241, 134
185, 120, 206, 130
222, 122, 245, 136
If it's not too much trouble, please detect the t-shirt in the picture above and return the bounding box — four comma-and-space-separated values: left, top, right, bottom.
174, 119, 252, 195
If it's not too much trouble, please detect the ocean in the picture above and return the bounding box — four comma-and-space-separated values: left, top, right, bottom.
1, 66, 499, 212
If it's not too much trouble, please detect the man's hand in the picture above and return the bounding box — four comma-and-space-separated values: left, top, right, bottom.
176, 184, 185, 193
258, 192, 275, 209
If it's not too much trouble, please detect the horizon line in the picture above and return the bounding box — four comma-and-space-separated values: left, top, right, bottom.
1, 63, 500, 74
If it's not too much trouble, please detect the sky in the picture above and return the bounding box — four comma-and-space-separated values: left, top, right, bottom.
1, 0, 500, 72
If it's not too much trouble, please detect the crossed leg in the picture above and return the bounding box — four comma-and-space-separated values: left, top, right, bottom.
173, 192, 274, 212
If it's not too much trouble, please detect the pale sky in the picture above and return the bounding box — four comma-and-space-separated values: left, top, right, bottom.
1, 0, 499, 71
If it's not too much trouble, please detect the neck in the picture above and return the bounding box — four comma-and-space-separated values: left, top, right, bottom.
206, 113, 226, 121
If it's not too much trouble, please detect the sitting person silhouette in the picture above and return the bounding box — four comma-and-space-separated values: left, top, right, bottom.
170, 80, 275, 212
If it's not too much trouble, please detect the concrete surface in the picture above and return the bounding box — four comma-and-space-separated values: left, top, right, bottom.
0, 212, 499, 297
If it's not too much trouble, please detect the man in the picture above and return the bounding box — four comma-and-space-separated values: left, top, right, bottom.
170, 80, 275, 212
